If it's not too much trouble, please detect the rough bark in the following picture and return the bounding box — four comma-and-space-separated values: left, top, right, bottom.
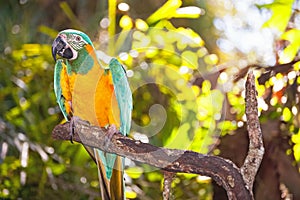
241, 71, 265, 193
162, 171, 175, 200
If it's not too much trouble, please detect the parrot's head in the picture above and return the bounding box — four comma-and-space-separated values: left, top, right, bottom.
52, 29, 94, 62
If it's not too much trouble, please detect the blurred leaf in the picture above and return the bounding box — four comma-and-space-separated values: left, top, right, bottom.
59, 2, 82, 29
135, 19, 149, 31
38, 26, 58, 39
294, 61, 300, 70
282, 107, 292, 122
164, 123, 191, 149
258, 0, 294, 32
147, 0, 182, 24
279, 29, 300, 63
125, 190, 137, 199
217, 120, 237, 133
125, 166, 144, 179
146, 171, 163, 182
182, 50, 198, 69
204, 54, 218, 65
119, 15, 133, 30
49, 162, 66, 175
294, 143, 300, 162
292, 130, 300, 162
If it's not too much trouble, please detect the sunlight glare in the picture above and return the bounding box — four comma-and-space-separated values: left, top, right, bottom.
118, 2, 130, 12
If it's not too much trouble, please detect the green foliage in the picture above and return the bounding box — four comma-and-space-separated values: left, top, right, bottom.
1, 0, 216, 199
257, 0, 300, 171
107, 10, 224, 156
255, 0, 300, 153
257, 0, 294, 32
292, 130, 300, 162
279, 29, 300, 63
100, 1, 222, 197
1, 0, 300, 199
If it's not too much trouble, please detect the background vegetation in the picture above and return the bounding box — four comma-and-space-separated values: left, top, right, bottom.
1, 0, 300, 199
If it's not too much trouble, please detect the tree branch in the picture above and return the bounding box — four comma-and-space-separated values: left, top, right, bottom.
52, 71, 263, 199
162, 171, 175, 200
52, 120, 252, 199
241, 71, 264, 193
233, 58, 300, 83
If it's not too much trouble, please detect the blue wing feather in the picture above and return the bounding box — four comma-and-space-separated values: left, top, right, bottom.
109, 58, 133, 136
54, 60, 69, 120
97, 58, 132, 181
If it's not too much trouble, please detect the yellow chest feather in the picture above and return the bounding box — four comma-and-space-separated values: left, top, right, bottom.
60, 62, 120, 128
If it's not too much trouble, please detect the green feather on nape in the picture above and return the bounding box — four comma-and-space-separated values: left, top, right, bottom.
67, 46, 94, 75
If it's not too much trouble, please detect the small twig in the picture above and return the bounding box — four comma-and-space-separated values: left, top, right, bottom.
241, 71, 265, 192
233, 58, 299, 83
162, 171, 175, 200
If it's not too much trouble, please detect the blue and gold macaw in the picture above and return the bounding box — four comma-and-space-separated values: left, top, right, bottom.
51, 29, 132, 200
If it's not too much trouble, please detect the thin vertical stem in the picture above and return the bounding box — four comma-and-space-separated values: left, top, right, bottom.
108, 0, 116, 55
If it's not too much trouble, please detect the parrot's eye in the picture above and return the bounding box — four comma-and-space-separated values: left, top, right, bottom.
75, 36, 81, 42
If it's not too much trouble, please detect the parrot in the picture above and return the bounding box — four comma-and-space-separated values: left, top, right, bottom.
51, 29, 132, 200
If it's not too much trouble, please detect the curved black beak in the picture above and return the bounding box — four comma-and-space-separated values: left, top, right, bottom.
52, 36, 73, 62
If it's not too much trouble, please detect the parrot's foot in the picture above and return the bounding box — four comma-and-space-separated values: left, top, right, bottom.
69, 116, 80, 143
104, 124, 119, 148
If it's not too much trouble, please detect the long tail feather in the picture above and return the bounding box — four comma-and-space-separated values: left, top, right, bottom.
95, 149, 125, 200
110, 156, 125, 200
95, 149, 111, 200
